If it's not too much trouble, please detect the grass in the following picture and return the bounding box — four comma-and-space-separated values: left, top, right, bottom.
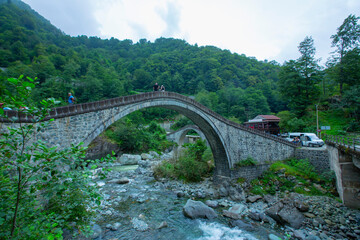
235, 157, 258, 167
248, 158, 337, 197
318, 109, 355, 135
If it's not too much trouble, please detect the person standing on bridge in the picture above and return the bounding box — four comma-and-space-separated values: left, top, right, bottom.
160, 85, 165, 92
68, 92, 75, 105
153, 82, 159, 91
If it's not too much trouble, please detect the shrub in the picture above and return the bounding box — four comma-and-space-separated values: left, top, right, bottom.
250, 185, 266, 196
235, 157, 258, 167
248, 158, 337, 198
153, 140, 213, 182
175, 155, 208, 182
0, 76, 114, 239
106, 119, 175, 153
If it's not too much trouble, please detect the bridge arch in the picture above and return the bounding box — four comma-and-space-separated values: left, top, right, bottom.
82, 96, 231, 176
166, 125, 207, 146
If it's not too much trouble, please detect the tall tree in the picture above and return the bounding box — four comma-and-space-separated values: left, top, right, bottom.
279, 36, 320, 116
297, 36, 321, 101
330, 14, 360, 95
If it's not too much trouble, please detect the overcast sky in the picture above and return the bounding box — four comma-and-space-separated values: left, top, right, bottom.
22, 0, 360, 65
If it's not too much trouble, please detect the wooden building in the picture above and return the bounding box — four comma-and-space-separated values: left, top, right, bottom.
243, 115, 280, 135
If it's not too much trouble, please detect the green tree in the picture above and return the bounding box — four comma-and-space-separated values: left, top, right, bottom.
0, 76, 113, 239
330, 14, 360, 95
297, 36, 321, 100
279, 36, 320, 117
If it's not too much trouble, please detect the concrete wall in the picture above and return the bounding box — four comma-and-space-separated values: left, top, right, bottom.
327, 144, 360, 209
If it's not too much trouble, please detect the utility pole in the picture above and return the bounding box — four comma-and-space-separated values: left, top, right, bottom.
315, 104, 319, 137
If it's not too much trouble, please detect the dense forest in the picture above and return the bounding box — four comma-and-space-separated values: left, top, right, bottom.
0, 0, 359, 134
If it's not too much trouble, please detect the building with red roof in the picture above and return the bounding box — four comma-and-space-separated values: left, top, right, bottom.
243, 115, 280, 135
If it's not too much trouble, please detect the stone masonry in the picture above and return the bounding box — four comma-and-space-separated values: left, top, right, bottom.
294, 147, 330, 173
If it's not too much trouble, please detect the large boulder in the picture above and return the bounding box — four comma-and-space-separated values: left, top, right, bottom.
247, 195, 262, 203
107, 177, 130, 184
205, 200, 219, 208
183, 199, 217, 219
131, 217, 149, 231
223, 203, 248, 220
119, 154, 141, 165
141, 153, 153, 160
265, 200, 305, 229
229, 219, 255, 232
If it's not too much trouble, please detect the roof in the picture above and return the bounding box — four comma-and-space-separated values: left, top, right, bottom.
244, 115, 280, 124
257, 115, 280, 120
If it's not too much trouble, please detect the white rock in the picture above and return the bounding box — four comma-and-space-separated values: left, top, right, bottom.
119, 154, 141, 165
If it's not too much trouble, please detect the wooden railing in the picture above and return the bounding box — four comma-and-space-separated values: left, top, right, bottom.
323, 134, 360, 152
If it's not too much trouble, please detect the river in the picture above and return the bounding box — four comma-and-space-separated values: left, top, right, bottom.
92, 163, 284, 240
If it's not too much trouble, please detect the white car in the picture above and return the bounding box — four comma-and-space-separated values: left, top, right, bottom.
300, 133, 325, 147
284, 132, 324, 147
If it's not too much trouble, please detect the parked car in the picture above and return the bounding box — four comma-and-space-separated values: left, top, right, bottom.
284, 133, 325, 147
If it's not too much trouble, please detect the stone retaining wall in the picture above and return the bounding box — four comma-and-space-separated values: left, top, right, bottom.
295, 148, 330, 173
230, 164, 271, 181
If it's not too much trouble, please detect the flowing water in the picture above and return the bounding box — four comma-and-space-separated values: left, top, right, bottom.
94, 165, 278, 240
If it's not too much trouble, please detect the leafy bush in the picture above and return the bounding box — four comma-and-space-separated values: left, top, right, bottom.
287, 158, 319, 180
248, 158, 337, 197
170, 116, 193, 131
0, 77, 113, 239
250, 185, 266, 196
106, 118, 174, 153
175, 154, 208, 182
235, 157, 258, 167
154, 140, 213, 182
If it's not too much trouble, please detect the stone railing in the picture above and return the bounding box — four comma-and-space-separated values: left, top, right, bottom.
0, 91, 296, 147
323, 134, 360, 152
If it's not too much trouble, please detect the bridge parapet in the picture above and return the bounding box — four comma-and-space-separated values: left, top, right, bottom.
323, 134, 360, 152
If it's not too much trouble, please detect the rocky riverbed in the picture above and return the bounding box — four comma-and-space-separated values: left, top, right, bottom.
86, 152, 360, 240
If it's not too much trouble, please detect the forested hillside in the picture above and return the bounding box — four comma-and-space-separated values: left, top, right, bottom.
0, 0, 359, 133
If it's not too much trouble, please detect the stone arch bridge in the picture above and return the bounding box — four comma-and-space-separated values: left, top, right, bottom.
0, 91, 297, 179
166, 125, 207, 146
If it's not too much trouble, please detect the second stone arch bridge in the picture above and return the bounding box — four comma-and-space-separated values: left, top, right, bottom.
1, 91, 297, 179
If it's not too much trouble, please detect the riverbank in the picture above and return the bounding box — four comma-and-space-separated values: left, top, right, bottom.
87, 152, 360, 240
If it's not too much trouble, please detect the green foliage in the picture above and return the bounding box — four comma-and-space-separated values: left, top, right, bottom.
154, 140, 213, 182
235, 157, 258, 167
269, 159, 318, 181
170, 116, 194, 131
330, 14, 360, 95
0, 2, 285, 112
249, 158, 337, 197
279, 38, 321, 118
195, 87, 271, 122
0, 76, 113, 239
250, 185, 266, 196
236, 177, 246, 184
0, 2, 358, 136
183, 139, 207, 162
174, 154, 209, 182
105, 111, 175, 153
